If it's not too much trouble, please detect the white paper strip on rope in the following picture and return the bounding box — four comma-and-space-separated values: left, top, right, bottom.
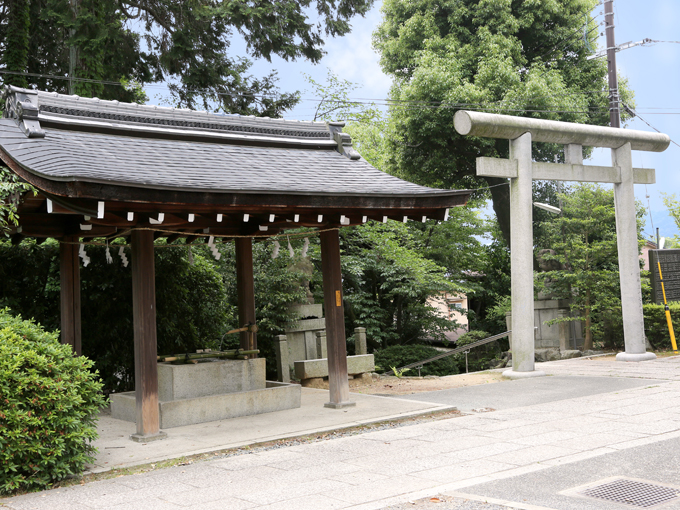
444, 208, 450, 221
97, 201, 105, 219
403, 216, 408, 223
362, 216, 368, 223
317, 215, 323, 222
207, 235, 221, 261
272, 240, 280, 259
78, 243, 90, 267
46, 199, 53, 213
287, 236, 294, 258
422, 216, 427, 223
105, 242, 113, 264
243, 214, 249, 222
149, 213, 164, 224
216, 214, 223, 222
118, 246, 128, 267
382, 216, 388, 223
188, 214, 195, 222
269, 214, 275, 222
127, 212, 134, 221
301, 237, 309, 258
294, 214, 299, 222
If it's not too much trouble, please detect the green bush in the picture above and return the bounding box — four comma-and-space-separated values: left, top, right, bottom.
374, 344, 459, 377
456, 330, 506, 372
0, 310, 105, 494
643, 303, 680, 351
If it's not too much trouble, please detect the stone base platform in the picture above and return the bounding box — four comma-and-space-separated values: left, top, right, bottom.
110, 380, 301, 429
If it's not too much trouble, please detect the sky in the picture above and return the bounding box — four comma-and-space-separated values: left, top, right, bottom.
145, 0, 680, 242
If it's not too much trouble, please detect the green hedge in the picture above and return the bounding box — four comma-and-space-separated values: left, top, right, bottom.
0, 310, 105, 494
644, 303, 680, 351
374, 344, 459, 377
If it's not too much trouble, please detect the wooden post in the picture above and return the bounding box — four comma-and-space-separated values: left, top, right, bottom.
59, 236, 81, 356
320, 229, 354, 408
130, 230, 166, 442
235, 237, 257, 353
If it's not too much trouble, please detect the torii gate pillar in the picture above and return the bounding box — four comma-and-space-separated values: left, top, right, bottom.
454, 111, 670, 374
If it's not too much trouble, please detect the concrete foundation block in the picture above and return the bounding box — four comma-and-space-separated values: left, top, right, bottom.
110, 381, 301, 429
294, 354, 374, 380
300, 377, 326, 389
616, 351, 657, 362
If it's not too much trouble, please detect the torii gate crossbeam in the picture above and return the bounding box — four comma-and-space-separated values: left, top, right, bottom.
454, 111, 671, 377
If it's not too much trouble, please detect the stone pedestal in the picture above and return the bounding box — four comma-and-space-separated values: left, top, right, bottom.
110, 358, 301, 428
284, 303, 326, 370
534, 299, 584, 350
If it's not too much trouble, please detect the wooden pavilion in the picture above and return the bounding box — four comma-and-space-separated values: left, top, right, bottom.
0, 85, 472, 440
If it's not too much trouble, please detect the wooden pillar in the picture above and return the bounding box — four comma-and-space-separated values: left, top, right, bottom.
130, 230, 165, 441
235, 237, 257, 353
59, 237, 81, 356
320, 229, 354, 408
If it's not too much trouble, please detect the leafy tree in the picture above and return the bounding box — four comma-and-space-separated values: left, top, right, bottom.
534, 183, 645, 350
373, 0, 634, 245
1, 0, 375, 114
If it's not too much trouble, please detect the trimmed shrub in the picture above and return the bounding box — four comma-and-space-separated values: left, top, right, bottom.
456, 330, 506, 372
644, 303, 680, 351
0, 310, 105, 494
374, 344, 459, 377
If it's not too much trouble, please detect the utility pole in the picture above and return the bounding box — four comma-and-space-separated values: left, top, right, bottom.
604, 0, 620, 128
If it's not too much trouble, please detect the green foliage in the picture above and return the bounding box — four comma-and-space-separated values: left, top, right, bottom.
306, 70, 383, 123
643, 304, 680, 352
373, 0, 634, 244
209, 239, 308, 379
374, 344, 459, 377
455, 329, 506, 372
0, 170, 36, 236
535, 183, 647, 350
340, 220, 470, 349
0, 309, 105, 494
0, 239, 231, 393
1, 0, 375, 114
535, 184, 620, 349
1, 0, 30, 88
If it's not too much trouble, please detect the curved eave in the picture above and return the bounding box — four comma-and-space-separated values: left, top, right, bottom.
0, 146, 471, 214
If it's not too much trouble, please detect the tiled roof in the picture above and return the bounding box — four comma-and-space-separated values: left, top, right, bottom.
0, 86, 467, 201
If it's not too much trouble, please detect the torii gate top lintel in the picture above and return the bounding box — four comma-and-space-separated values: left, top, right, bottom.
454, 110, 670, 153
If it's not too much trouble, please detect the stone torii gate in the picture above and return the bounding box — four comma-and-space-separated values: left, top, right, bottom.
454, 111, 671, 378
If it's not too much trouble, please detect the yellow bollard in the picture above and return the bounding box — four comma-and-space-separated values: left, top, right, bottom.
657, 261, 679, 354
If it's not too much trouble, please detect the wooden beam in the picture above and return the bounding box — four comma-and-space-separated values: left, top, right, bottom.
59, 237, 81, 355
235, 237, 257, 353
130, 230, 165, 441
320, 229, 354, 408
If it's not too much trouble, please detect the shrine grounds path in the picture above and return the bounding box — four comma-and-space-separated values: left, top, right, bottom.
3, 355, 680, 510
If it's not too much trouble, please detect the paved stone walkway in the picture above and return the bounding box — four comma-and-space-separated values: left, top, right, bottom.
3, 356, 680, 510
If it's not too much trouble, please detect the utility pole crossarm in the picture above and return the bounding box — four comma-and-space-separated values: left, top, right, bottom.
587, 38, 654, 60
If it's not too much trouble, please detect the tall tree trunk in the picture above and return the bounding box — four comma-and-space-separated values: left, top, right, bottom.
583, 289, 593, 350
3, 0, 30, 88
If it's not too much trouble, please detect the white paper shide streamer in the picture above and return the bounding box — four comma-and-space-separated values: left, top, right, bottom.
271, 240, 280, 259
207, 236, 221, 261
78, 243, 91, 267
301, 237, 309, 258
118, 246, 129, 267
105, 242, 113, 264
287, 236, 294, 258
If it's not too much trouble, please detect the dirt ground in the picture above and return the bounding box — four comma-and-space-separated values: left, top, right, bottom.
351, 371, 506, 396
